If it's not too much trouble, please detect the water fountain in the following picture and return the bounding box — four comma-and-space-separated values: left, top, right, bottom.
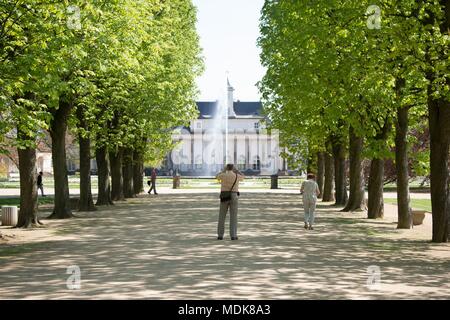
202, 80, 232, 176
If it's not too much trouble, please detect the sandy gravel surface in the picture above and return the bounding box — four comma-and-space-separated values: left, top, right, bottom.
0, 190, 448, 299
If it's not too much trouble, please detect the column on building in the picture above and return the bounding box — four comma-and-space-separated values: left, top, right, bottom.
181, 128, 192, 172
202, 124, 211, 172
255, 128, 260, 170
249, 129, 259, 171
266, 131, 273, 174
171, 130, 181, 171
225, 129, 235, 165
259, 128, 270, 175
193, 120, 203, 172
215, 130, 223, 172
265, 129, 278, 173
233, 134, 238, 165
236, 128, 246, 170
271, 129, 281, 172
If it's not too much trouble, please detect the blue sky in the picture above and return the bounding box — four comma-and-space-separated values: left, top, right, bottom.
192, 0, 266, 101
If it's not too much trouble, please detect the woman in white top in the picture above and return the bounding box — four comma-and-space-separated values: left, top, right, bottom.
300, 173, 321, 230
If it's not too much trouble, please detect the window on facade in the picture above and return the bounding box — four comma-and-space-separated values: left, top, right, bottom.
196, 122, 202, 129
253, 157, 261, 171
238, 156, 246, 170
254, 122, 260, 129
67, 160, 76, 171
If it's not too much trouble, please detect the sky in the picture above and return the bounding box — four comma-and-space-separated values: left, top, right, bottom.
192, 0, 266, 102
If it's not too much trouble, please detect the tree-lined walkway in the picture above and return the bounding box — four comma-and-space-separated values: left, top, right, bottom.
0, 192, 449, 299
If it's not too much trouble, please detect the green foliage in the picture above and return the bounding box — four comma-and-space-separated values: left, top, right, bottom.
0, 0, 203, 162
258, 0, 448, 169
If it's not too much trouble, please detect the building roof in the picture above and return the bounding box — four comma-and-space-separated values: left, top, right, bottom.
197, 102, 218, 119
233, 102, 262, 117
196, 101, 263, 119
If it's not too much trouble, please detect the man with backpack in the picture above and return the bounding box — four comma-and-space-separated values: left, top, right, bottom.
216, 164, 244, 240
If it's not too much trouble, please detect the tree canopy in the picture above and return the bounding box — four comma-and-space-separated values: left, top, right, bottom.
258, 0, 449, 242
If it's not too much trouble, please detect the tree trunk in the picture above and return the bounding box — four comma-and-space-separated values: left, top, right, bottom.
48, 100, 73, 219
426, 0, 450, 242
133, 150, 144, 195
77, 108, 96, 212
322, 151, 335, 202
428, 99, 450, 242
123, 148, 135, 198
367, 120, 390, 219
368, 158, 385, 219
317, 152, 325, 199
110, 147, 125, 201
96, 146, 113, 206
16, 145, 41, 228
395, 106, 412, 228
332, 139, 347, 206
342, 127, 366, 212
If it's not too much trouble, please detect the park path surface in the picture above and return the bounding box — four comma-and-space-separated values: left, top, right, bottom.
0, 191, 449, 299
0, 187, 431, 199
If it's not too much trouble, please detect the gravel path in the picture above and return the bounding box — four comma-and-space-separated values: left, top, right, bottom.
0, 191, 448, 299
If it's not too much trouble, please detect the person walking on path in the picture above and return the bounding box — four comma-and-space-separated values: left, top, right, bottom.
216, 164, 244, 240
301, 173, 320, 230
148, 168, 158, 195
37, 171, 46, 197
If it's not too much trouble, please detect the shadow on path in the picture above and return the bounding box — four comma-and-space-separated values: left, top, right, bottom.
0, 193, 449, 299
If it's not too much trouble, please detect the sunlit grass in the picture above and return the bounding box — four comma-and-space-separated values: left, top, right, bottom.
0, 197, 54, 207
384, 198, 432, 212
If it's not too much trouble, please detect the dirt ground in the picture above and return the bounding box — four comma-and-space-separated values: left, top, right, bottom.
0, 190, 449, 299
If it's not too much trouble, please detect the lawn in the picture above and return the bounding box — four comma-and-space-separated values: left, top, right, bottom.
0, 197, 54, 207
384, 198, 432, 212
383, 178, 430, 193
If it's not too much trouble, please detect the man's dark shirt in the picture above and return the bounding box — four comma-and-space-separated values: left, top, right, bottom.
37, 175, 43, 186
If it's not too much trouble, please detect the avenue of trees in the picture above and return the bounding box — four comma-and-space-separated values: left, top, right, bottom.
0, 1, 203, 227
258, 0, 449, 242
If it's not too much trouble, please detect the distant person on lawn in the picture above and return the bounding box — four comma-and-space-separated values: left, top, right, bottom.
300, 173, 320, 230
148, 168, 158, 195
37, 171, 45, 197
216, 164, 244, 240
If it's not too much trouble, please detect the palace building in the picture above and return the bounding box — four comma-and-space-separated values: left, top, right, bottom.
162, 81, 289, 176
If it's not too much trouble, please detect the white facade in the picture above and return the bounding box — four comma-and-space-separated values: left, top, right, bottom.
36, 152, 53, 174
165, 82, 287, 176
0, 152, 52, 178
